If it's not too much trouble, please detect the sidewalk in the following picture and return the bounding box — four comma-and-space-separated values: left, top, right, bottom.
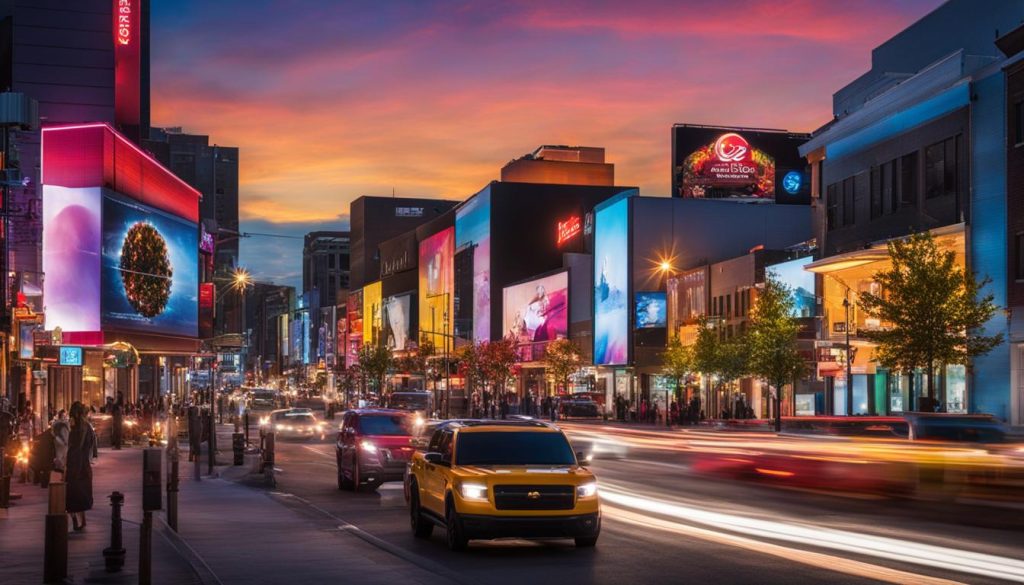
2, 424, 449, 585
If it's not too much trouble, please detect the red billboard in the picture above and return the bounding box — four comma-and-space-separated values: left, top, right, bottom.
114, 0, 142, 135
199, 282, 215, 338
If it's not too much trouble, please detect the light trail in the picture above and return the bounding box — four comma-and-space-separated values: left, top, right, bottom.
600, 484, 1024, 583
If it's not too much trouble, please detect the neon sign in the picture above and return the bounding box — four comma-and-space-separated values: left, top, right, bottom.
556, 215, 581, 246
116, 0, 133, 46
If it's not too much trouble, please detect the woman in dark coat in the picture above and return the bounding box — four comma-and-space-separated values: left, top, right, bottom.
66, 401, 96, 531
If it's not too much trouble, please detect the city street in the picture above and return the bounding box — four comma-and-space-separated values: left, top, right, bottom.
254, 422, 1024, 585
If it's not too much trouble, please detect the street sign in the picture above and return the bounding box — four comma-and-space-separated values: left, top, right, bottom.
59, 346, 84, 366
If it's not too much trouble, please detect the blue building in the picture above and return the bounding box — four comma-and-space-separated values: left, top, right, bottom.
799, 0, 1024, 423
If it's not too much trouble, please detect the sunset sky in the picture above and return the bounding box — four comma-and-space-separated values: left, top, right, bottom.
150, 0, 944, 287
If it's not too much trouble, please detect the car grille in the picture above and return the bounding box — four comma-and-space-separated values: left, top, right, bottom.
493, 485, 575, 510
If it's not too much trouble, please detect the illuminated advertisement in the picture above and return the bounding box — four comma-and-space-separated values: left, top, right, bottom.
635, 292, 667, 329
42, 186, 102, 332
418, 227, 454, 349
455, 192, 490, 342
556, 215, 581, 246
101, 194, 198, 337
199, 282, 214, 338
18, 322, 37, 360
383, 293, 412, 351
681, 132, 775, 199
60, 346, 84, 366
362, 281, 382, 345
346, 289, 363, 367
678, 267, 707, 323
594, 197, 629, 366
767, 257, 816, 318
503, 271, 568, 349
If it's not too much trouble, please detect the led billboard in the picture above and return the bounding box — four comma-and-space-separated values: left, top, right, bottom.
101, 194, 199, 337
503, 271, 568, 347
455, 191, 491, 342
42, 186, 102, 332
418, 227, 454, 349
594, 197, 629, 365
635, 292, 667, 329
346, 289, 363, 367
767, 257, 815, 318
362, 281, 382, 345
383, 293, 412, 351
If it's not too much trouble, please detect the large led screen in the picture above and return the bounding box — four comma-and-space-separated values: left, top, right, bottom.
383, 293, 412, 351
418, 227, 454, 350
362, 281, 382, 345
43, 186, 102, 332
503, 271, 568, 347
681, 132, 775, 199
101, 194, 199, 337
635, 292, 667, 329
346, 289, 363, 368
594, 197, 629, 365
455, 191, 491, 342
767, 257, 815, 318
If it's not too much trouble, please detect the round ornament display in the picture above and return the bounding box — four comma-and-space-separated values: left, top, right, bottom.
119, 222, 173, 318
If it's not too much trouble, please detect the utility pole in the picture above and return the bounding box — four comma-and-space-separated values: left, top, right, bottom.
843, 296, 853, 416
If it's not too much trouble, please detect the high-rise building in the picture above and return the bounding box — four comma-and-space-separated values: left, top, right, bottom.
303, 231, 351, 307
500, 145, 614, 186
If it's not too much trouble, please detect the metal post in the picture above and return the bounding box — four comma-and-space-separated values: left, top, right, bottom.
167, 457, 178, 531
102, 491, 126, 571
139, 511, 152, 585
206, 410, 215, 475
244, 411, 250, 447
0, 447, 9, 509
844, 297, 853, 416
43, 481, 67, 583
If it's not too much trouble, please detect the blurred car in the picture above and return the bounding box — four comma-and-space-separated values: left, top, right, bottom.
906, 413, 1007, 443
407, 420, 601, 550
248, 388, 282, 411
336, 409, 415, 492
389, 391, 434, 415
560, 398, 601, 418
269, 408, 325, 440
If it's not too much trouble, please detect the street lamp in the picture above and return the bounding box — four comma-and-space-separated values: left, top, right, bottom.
842, 296, 853, 416
659, 261, 674, 427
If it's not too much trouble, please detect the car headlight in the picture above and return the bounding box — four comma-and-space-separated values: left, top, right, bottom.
460, 483, 488, 501
576, 482, 598, 498
275, 424, 285, 431
360, 440, 378, 454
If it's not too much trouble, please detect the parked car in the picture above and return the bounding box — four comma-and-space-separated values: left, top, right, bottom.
336, 409, 415, 492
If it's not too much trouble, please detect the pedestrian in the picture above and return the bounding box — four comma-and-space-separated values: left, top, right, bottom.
112, 391, 124, 450
66, 401, 96, 531
52, 410, 70, 477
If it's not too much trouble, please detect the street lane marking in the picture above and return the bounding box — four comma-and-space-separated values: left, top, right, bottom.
600, 486, 1024, 583
603, 505, 964, 585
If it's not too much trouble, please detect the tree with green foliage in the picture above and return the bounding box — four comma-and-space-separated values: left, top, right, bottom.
748, 273, 805, 431
357, 343, 393, 397
544, 339, 584, 395
857, 232, 1002, 410
660, 336, 693, 402
691, 316, 749, 418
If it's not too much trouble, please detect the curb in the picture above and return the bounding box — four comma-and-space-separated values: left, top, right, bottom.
153, 515, 223, 585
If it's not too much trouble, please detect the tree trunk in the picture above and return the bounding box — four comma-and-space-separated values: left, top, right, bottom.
927, 356, 935, 401
774, 379, 783, 433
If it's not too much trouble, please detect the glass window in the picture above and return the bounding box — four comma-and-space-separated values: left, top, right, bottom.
901, 152, 918, 205
1016, 233, 1024, 280
826, 183, 838, 230
1016, 101, 1024, 146
946, 365, 967, 414
883, 160, 897, 213
842, 176, 855, 226
870, 166, 882, 219
455, 431, 576, 466
852, 374, 869, 415
357, 414, 412, 436
925, 136, 959, 200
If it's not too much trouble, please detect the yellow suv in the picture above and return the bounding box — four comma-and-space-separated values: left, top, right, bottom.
407, 420, 600, 550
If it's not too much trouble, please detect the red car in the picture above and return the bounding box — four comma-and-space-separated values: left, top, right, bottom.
336, 409, 415, 492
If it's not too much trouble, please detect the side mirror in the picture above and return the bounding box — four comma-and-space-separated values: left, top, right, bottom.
424, 452, 443, 464
576, 451, 592, 465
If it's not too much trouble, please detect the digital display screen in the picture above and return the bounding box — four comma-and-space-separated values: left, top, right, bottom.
42, 186, 102, 332
503, 271, 568, 349
455, 191, 491, 342
101, 194, 198, 337
383, 293, 412, 351
418, 227, 454, 350
635, 292, 667, 329
766, 256, 816, 318
594, 197, 629, 365
362, 281, 382, 344
346, 289, 363, 368
18, 322, 36, 360
60, 346, 84, 366
681, 132, 775, 199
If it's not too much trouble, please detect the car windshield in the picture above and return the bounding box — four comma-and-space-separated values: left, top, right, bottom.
359, 415, 411, 436
455, 431, 577, 466
284, 413, 316, 424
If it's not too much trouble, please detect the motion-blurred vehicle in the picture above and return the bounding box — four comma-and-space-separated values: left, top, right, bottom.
560, 397, 601, 418
407, 420, 600, 550
336, 409, 415, 492
248, 388, 282, 411
906, 413, 1007, 443
388, 391, 433, 415
269, 408, 326, 440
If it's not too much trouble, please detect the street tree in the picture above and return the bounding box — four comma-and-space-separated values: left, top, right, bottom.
457, 342, 486, 407
857, 231, 1002, 410
714, 333, 750, 417
483, 338, 518, 402
660, 335, 694, 402
748, 272, 805, 432
544, 338, 584, 395
357, 343, 393, 398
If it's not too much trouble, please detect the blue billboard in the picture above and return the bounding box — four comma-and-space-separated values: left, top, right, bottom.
101, 194, 199, 337
455, 189, 491, 342
594, 197, 629, 365
635, 292, 667, 329
766, 256, 815, 318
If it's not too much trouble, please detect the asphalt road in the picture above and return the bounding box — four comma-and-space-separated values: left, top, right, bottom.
258, 422, 1024, 585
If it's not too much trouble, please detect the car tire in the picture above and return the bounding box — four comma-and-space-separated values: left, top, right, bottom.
575, 535, 599, 548
337, 452, 351, 490
445, 498, 468, 551
409, 486, 433, 539
352, 454, 362, 492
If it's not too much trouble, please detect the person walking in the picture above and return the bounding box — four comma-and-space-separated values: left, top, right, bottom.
52, 410, 70, 478
66, 401, 96, 531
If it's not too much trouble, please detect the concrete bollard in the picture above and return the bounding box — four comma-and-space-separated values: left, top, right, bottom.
102, 492, 126, 572
42, 481, 67, 583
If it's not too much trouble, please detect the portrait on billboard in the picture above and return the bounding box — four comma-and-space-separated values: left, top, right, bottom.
383, 294, 412, 351
635, 292, 667, 329
503, 271, 568, 347
594, 197, 629, 365
418, 227, 454, 349
43, 186, 103, 332
101, 193, 198, 337
767, 257, 816, 318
